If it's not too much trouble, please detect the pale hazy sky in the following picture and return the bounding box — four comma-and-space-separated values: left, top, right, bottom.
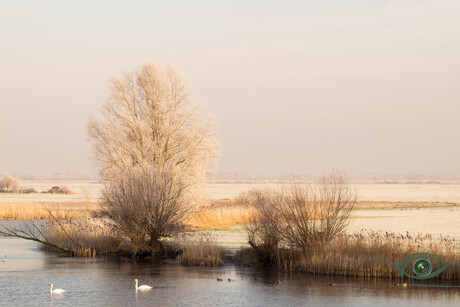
1, 0, 459, 175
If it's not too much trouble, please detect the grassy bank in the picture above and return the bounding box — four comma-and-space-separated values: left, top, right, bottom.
1, 210, 458, 280
235, 230, 459, 280
38, 218, 460, 280
40, 218, 225, 264
1, 198, 458, 280
2, 200, 458, 225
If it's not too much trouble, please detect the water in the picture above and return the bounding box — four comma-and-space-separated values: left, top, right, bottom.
1, 181, 459, 203
0, 238, 458, 307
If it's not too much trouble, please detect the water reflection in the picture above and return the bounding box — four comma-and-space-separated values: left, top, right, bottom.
0, 238, 458, 307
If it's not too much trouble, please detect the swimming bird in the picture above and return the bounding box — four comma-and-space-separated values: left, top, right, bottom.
217, 278, 223, 281
49, 283, 66, 294
228, 279, 234, 282
329, 282, 335, 287
134, 279, 153, 290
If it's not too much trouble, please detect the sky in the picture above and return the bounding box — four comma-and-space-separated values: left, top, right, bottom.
0, 0, 459, 176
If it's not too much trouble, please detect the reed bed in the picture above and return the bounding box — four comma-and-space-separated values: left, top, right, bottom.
176, 233, 224, 266
39, 217, 226, 261
0, 202, 102, 220
236, 230, 460, 280
41, 218, 121, 256
187, 201, 254, 228
301, 231, 459, 280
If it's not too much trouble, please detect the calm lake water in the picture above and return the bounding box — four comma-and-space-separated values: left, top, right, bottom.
0, 238, 458, 307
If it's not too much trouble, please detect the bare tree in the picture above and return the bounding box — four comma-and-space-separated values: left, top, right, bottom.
102, 167, 189, 254
0, 174, 20, 193
88, 63, 219, 200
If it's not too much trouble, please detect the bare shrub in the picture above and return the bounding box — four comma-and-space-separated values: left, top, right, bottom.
239, 189, 283, 266
239, 172, 356, 265
278, 172, 356, 251
102, 168, 189, 254
20, 187, 38, 194
0, 174, 20, 193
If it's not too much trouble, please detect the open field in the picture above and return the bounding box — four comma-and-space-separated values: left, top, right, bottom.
1, 181, 460, 203
0, 201, 100, 220
1, 200, 459, 238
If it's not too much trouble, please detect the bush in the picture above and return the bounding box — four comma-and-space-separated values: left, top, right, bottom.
20, 188, 38, 194
239, 172, 356, 266
42, 186, 72, 194
102, 168, 190, 255
239, 189, 283, 266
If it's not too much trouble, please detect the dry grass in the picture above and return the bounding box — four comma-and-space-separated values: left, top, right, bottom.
0, 202, 102, 220
8, 201, 456, 280
0, 199, 248, 228
187, 200, 460, 228
236, 230, 460, 280
187, 200, 254, 228
176, 233, 224, 266
355, 201, 460, 210
2, 199, 458, 226
41, 218, 121, 256
41, 219, 225, 262
306, 231, 459, 280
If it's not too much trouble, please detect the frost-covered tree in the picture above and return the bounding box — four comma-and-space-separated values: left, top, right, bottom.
88, 63, 219, 200
0, 174, 20, 193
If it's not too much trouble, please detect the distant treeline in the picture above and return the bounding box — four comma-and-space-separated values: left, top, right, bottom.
1, 171, 459, 182
0, 172, 100, 181
214, 172, 460, 181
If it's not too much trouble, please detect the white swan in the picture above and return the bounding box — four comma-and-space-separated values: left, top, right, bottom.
134, 279, 152, 290
49, 283, 66, 294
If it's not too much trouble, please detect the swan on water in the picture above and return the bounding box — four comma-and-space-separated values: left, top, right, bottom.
134, 279, 153, 290
49, 283, 66, 294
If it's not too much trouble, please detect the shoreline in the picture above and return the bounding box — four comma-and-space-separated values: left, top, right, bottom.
0, 199, 458, 219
